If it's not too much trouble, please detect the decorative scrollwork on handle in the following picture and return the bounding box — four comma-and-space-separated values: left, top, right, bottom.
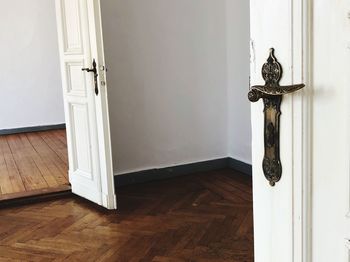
82, 59, 99, 96
248, 48, 305, 186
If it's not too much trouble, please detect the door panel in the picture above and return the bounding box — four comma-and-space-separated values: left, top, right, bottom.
70, 103, 92, 177
65, 61, 87, 96
311, 1, 350, 261
60, 0, 83, 54
56, 0, 116, 209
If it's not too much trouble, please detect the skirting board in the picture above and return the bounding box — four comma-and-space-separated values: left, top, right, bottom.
0, 124, 66, 135
114, 157, 252, 187
227, 158, 252, 176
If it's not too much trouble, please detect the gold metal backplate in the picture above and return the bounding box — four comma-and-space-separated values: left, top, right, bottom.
248, 48, 304, 186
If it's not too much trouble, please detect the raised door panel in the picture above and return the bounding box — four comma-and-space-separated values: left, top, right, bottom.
65, 60, 87, 96
69, 103, 92, 179
59, 0, 84, 54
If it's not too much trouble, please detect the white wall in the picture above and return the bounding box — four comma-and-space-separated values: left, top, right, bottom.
101, 0, 251, 174
0, 0, 64, 130
227, 0, 251, 164
102, 0, 229, 174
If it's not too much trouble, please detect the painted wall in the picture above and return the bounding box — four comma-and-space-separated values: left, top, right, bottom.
0, 0, 64, 130
226, 0, 251, 164
101, 0, 251, 174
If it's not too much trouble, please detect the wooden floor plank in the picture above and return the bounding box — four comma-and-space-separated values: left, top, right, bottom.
0, 137, 26, 194
37, 131, 68, 165
0, 169, 254, 261
0, 139, 15, 194
26, 133, 68, 185
0, 185, 71, 202
18, 134, 60, 188
51, 129, 67, 146
6, 134, 48, 191
0, 130, 69, 198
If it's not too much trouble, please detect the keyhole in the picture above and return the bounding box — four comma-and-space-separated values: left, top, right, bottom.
266, 122, 275, 148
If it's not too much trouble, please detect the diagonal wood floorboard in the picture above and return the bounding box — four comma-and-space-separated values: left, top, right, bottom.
0, 169, 253, 261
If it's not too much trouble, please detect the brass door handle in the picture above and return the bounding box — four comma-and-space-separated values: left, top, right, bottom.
248, 48, 305, 186
82, 59, 99, 96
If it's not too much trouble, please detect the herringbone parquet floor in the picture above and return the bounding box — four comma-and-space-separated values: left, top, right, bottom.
0, 169, 253, 262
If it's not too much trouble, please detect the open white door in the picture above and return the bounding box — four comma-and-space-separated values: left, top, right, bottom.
250, 1, 309, 260
55, 0, 116, 209
250, 0, 350, 261
311, 1, 350, 261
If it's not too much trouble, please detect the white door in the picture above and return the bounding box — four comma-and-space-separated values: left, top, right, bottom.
55, 0, 116, 209
250, 0, 350, 261
312, 1, 350, 261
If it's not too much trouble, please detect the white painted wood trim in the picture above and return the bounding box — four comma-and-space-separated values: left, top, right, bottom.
346, 240, 350, 262
347, 3, 350, 219
291, 0, 312, 261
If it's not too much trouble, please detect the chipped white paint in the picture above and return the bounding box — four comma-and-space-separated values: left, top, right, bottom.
250, 39, 256, 74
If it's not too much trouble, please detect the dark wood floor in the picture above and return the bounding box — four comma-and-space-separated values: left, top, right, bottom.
0, 169, 253, 261
0, 129, 69, 200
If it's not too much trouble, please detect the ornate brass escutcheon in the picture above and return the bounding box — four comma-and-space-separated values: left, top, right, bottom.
248, 48, 305, 186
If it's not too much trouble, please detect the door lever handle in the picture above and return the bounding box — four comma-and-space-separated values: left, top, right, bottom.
82, 59, 99, 96
248, 48, 305, 186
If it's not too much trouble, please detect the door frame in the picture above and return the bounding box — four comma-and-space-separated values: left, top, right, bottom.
289, 0, 312, 260
250, 0, 312, 260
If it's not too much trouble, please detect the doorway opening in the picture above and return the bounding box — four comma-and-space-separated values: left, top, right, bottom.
0, 129, 70, 201
0, 1, 70, 202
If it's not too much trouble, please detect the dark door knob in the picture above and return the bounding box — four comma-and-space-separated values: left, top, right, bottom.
82, 59, 99, 96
